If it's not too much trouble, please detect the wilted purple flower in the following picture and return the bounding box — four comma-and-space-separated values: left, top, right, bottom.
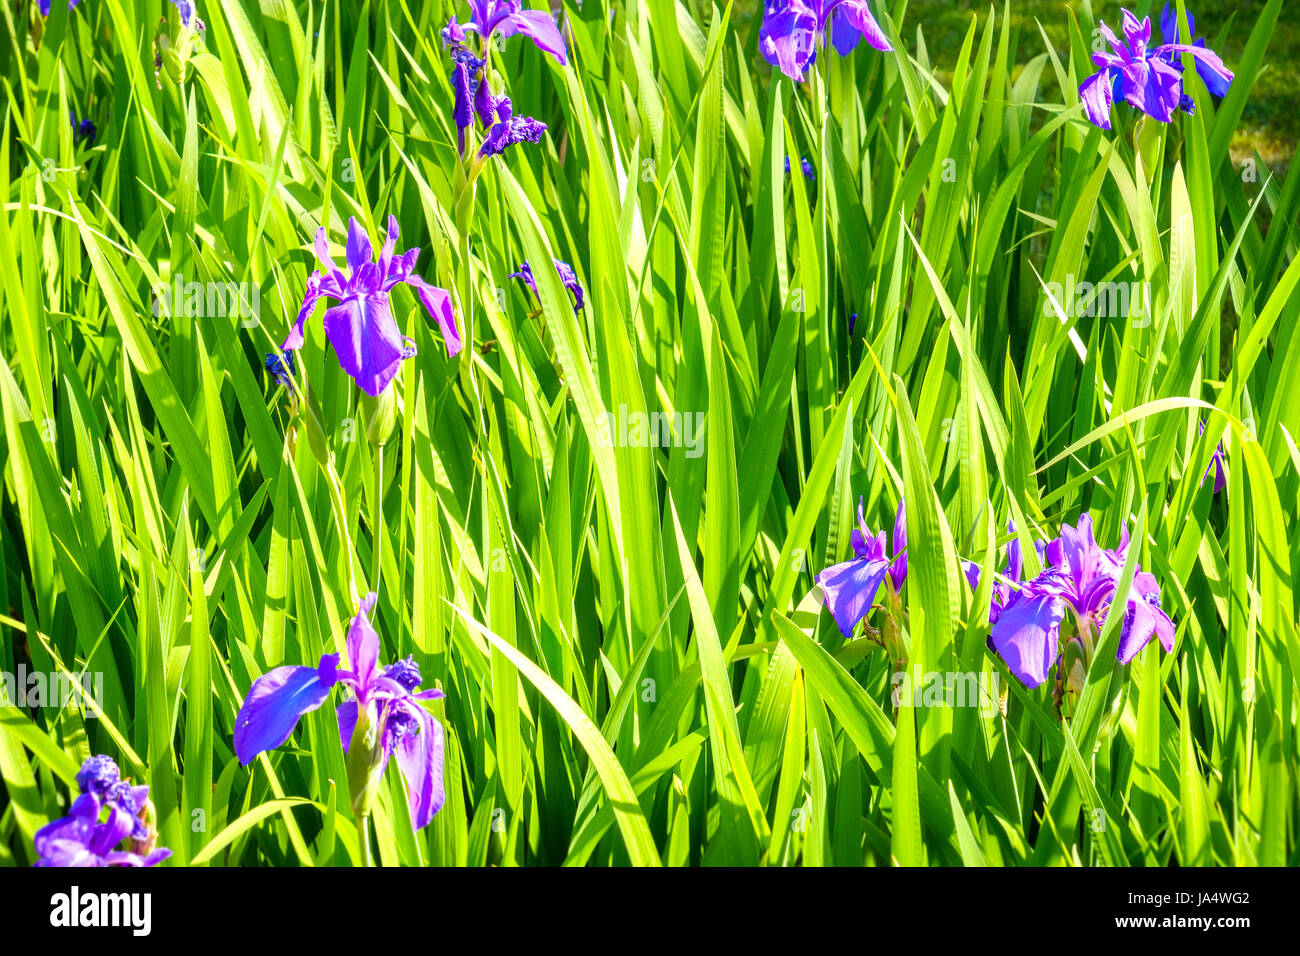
465, 87, 548, 160
286, 216, 462, 397
35, 794, 170, 867
69, 112, 96, 143
760, 0, 892, 82
815, 499, 906, 637
510, 259, 585, 312
479, 110, 548, 158
35, 756, 169, 867
264, 350, 295, 389
234, 593, 447, 830
463, 0, 568, 64
1078, 8, 1232, 130
988, 514, 1175, 689
71, 755, 153, 842
75, 755, 121, 797
169, 0, 205, 31
444, 7, 555, 162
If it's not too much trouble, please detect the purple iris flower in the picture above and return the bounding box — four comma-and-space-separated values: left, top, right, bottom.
264, 350, 295, 389
69, 112, 96, 143
815, 499, 906, 638
988, 514, 1175, 689
1159, 5, 1232, 98
759, 0, 892, 82
1197, 421, 1227, 494
510, 259, 585, 312
464, 0, 568, 65
1078, 9, 1232, 130
169, 0, 205, 31
34, 756, 169, 867
233, 593, 447, 830
286, 216, 462, 397
39, 0, 80, 14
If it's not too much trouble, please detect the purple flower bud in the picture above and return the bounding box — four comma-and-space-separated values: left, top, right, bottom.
169, 0, 205, 31
442, 15, 467, 48
510, 259, 585, 312
264, 350, 295, 388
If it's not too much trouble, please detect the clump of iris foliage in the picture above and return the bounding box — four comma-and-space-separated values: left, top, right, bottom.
0, 0, 1297, 867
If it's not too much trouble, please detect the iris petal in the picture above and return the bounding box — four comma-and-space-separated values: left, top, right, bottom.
888, 499, 907, 591
815, 557, 890, 638
321, 293, 408, 397
392, 701, 446, 830
347, 593, 382, 692
234, 664, 335, 764
830, 0, 893, 53
337, 699, 359, 752
1118, 596, 1177, 663
759, 1, 819, 81
1080, 69, 1116, 129
501, 9, 569, 65
404, 275, 464, 357
1158, 43, 1234, 96
990, 591, 1065, 689
345, 218, 374, 272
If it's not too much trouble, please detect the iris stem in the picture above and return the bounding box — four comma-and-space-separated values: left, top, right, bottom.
453, 178, 487, 437
357, 812, 373, 868
371, 442, 384, 597
323, 457, 361, 608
